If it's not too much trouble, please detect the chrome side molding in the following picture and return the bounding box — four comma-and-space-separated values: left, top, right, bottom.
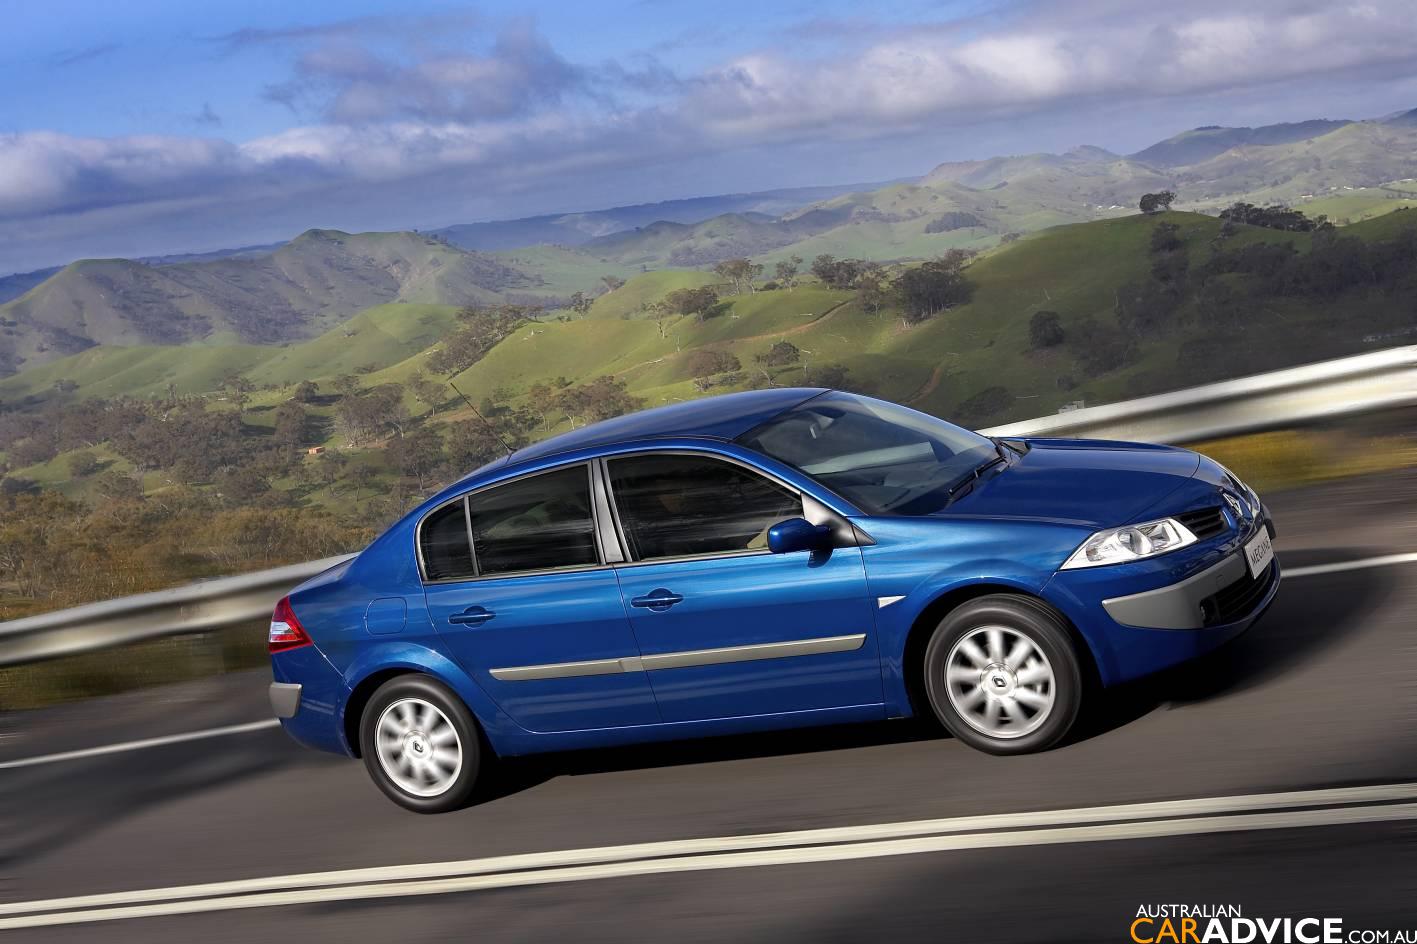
489, 633, 867, 682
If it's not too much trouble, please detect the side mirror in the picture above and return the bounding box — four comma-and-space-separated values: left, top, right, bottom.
767, 517, 834, 555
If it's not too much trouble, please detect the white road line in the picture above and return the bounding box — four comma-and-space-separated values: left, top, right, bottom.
2, 798, 1415, 930
9, 782, 1413, 915
2, 550, 1413, 773
1284, 551, 1417, 578
0, 719, 279, 771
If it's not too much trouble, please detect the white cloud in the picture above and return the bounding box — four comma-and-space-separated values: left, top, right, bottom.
5, 0, 1417, 270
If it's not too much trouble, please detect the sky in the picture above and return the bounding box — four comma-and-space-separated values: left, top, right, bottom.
2, 0, 1417, 274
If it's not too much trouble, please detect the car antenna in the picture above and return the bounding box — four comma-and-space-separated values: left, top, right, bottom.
447, 379, 514, 456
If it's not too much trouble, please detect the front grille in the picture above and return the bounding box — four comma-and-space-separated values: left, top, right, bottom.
1201, 561, 1277, 626
1176, 506, 1227, 540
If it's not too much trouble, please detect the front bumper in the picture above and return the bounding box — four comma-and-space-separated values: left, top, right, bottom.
1103, 553, 1258, 629
1046, 516, 1281, 686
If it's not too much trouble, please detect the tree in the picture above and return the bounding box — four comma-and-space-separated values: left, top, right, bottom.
215, 466, 270, 505
1218, 202, 1317, 232
685, 349, 741, 379
755, 341, 801, 367
408, 371, 446, 416
662, 286, 721, 321
1139, 191, 1176, 214
556, 377, 642, 426
774, 256, 802, 292
67, 451, 102, 478
1115, 281, 1181, 336
894, 250, 976, 324
1028, 311, 1065, 348
801, 362, 853, 390
924, 211, 983, 233
1070, 318, 1136, 373
1150, 221, 1182, 254
443, 419, 512, 473
332, 374, 361, 398
714, 258, 764, 294
219, 371, 255, 412
601, 275, 625, 293
954, 386, 1013, 426
811, 255, 865, 289
272, 402, 308, 448
388, 426, 445, 492
293, 380, 320, 403
568, 291, 593, 316
427, 304, 535, 376
855, 262, 889, 317
525, 381, 561, 430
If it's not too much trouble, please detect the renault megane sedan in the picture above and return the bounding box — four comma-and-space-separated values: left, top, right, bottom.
268, 388, 1279, 812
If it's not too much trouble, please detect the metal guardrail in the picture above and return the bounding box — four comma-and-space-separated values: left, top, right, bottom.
2, 346, 1414, 668
980, 345, 1417, 442
0, 555, 355, 668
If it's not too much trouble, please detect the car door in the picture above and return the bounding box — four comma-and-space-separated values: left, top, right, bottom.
605, 451, 883, 723
421, 464, 660, 734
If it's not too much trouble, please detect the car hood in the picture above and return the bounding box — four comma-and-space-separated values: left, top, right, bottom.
938, 438, 1201, 529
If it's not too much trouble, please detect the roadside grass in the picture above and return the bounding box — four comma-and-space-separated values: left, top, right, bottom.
1190, 428, 1417, 493
0, 621, 268, 712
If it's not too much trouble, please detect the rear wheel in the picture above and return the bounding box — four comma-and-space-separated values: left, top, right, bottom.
360, 675, 482, 813
922, 595, 1082, 754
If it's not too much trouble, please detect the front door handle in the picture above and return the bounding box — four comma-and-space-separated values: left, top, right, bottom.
630, 589, 684, 611
448, 605, 495, 626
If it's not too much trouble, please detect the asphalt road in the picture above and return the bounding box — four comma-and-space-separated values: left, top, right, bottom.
2, 472, 1416, 941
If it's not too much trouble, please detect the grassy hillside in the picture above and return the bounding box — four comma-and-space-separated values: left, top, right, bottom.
9, 210, 1415, 425
1131, 119, 1354, 166
1174, 122, 1417, 208
0, 230, 550, 376
0, 303, 461, 400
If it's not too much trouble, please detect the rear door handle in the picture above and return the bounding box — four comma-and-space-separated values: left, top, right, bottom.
630, 589, 683, 611
448, 605, 495, 626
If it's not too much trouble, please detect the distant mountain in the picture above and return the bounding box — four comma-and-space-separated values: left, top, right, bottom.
1169, 121, 1417, 205
429, 181, 903, 251
0, 230, 538, 376
0, 267, 62, 306
1383, 107, 1417, 128
1130, 119, 1354, 167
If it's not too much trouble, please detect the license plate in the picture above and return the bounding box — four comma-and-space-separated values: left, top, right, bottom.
1243, 530, 1274, 579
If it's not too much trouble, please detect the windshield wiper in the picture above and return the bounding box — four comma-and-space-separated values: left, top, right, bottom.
991, 436, 1030, 456
939, 453, 1007, 507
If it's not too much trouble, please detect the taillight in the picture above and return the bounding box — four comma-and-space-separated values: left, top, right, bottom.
268, 596, 312, 653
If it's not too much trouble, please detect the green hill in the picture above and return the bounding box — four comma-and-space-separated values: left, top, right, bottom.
0, 230, 544, 376
0, 303, 461, 400
1131, 119, 1354, 167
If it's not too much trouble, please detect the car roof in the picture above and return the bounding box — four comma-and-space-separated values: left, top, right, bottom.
500, 387, 826, 468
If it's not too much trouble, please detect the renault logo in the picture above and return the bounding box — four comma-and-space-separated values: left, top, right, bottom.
1223, 492, 1245, 519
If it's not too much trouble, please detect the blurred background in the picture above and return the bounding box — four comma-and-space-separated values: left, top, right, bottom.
2, 0, 1416, 940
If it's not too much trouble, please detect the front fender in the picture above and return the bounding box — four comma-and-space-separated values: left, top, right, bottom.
854, 516, 1093, 716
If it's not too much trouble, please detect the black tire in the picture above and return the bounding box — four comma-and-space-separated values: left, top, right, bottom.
359, 675, 483, 813
922, 594, 1083, 755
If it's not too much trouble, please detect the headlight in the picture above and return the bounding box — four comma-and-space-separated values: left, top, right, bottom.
1061, 517, 1198, 569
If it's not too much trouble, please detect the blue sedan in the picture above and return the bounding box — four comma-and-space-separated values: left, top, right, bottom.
269, 388, 1279, 812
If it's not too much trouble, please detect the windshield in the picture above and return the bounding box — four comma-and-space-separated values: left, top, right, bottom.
736, 392, 1000, 516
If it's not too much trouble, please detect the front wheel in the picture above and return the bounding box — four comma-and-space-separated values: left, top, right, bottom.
359, 675, 482, 813
922, 595, 1083, 755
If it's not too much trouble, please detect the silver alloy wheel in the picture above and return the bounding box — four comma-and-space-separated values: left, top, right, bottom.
944, 625, 1056, 739
374, 697, 463, 798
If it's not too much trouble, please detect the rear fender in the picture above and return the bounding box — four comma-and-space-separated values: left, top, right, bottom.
340, 642, 530, 755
